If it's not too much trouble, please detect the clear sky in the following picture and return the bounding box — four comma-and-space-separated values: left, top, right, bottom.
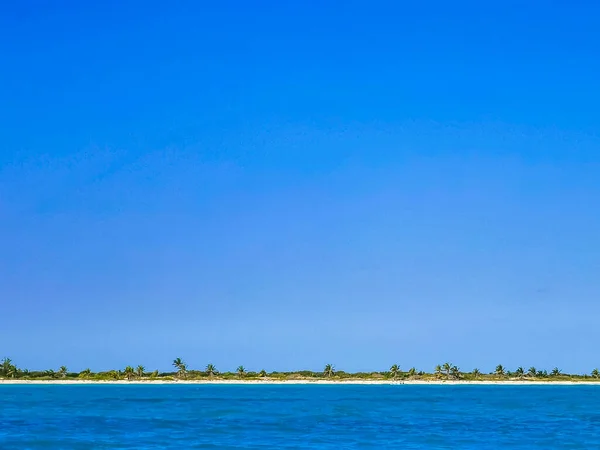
1, 1, 599, 374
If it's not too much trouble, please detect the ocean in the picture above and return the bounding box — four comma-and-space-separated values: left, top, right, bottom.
1, 384, 599, 448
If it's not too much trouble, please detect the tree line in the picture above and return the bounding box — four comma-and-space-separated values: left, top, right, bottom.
1, 358, 599, 381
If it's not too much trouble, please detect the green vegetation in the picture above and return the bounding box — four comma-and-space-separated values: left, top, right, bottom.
124, 366, 135, 380
1, 358, 17, 378
389, 364, 400, 380
0, 357, 598, 382
206, 364, 218, 377
495, 364, 506, 377
172, 358, 187, 379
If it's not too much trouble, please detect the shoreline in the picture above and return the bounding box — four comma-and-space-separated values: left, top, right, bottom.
2, 379, 600, 386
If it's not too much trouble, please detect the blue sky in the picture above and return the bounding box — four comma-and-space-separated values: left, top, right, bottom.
1, 1, 599, 374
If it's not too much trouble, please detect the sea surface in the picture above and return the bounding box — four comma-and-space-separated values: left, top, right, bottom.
1, 384, 599, 449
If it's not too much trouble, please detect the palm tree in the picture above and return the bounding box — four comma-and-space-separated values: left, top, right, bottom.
515, 367, 525, 378
205, 364, 217, 377
389, 364, 400, 380
551, 367, 562, 377
1, 359, 18, 378
79, 368, 91, 379
528, 367, 537, 378
472, 368, 481, 379
136, 365, 145, 378
324, 364, 335, 378
592, 368, 599, 379
259, 369, 268, 377
434, 365, 442, 378
237, 366, 246, 378
442, 362, 452, 378
124, 366, 135, 381
495, 364, 505, 377
1, 358, 13, 377
5, 364, 17, 378
172, 358, 187, 379
407, 367, 417, 378
59, 366, 68, 378
45, 369, 56, 378
450, 365, 461, 380
150, 370, 159, 378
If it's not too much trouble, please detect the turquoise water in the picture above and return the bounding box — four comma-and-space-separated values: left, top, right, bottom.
1, 385, 599, 448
